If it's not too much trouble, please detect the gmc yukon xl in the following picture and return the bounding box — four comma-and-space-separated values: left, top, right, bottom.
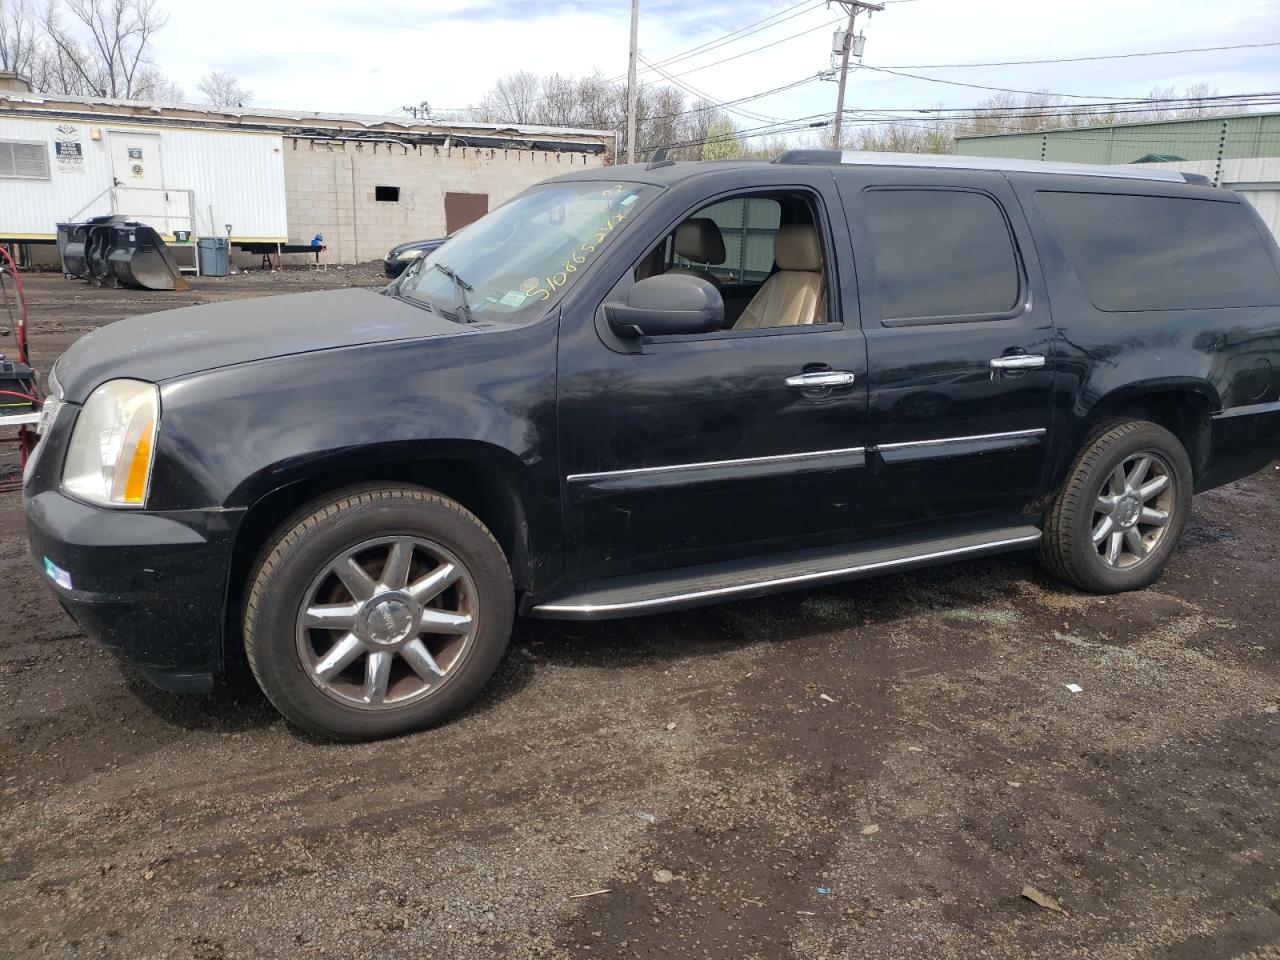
24, 151, 1280, 740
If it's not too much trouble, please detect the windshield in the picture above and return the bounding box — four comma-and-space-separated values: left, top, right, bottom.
398, 180, 657, 323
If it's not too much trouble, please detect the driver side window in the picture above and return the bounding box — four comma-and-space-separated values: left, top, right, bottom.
634, 191, 831, 332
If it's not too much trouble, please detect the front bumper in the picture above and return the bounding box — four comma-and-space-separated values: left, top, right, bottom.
24, 490, 244, 693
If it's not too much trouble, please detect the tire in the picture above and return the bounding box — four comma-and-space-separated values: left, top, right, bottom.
1038, 419, 1193, 594
243, 484, 514, 741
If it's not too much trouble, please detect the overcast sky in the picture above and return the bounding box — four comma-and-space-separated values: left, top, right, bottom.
151, 0, 1279, 133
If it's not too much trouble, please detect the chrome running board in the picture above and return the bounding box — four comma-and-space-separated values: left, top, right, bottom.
529, 523, 1041, 620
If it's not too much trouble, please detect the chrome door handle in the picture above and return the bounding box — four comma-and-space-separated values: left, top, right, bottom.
785, 371, 856, 390
989, 354, 1045, 380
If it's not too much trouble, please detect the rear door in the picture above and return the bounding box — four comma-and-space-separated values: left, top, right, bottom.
835, 167, 1056, 534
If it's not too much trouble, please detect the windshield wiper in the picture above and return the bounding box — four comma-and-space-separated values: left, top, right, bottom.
433, 262, 475, 323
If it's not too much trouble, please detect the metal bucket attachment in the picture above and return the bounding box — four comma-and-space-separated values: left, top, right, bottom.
57, 222, 89, 279
61, 215, 189, 291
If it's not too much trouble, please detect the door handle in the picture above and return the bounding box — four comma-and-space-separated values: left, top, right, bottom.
785, 370, 856, 390
989, 354, 1045, 380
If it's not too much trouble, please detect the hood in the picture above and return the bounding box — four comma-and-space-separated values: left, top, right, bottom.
55, 287, 465, 403
387, 237, 446, 259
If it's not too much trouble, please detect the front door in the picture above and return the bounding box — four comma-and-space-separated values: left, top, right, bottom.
557, 181, 869, 583
835, 167, 1056, 534
109, 132, 167, 233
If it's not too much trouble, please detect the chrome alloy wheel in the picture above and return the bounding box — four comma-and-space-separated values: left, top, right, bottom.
295, 536, 478, 709
1091, 452, 1175, 569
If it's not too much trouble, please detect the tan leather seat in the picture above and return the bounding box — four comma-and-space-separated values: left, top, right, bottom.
635, 244, 665, 281
733, 224, 825, 330
667, 217, 726, 290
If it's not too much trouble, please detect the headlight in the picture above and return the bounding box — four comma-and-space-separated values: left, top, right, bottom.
62, 379, 160, 508
395, 247, 426, 261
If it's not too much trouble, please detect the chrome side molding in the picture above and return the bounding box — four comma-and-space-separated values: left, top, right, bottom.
566, 428, 1047, 482
875, 428, 1046, 453
566, 446, 867, 483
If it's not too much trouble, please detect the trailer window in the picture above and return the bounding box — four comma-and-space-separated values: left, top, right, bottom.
1035, 191, 1280, 311
0, 140, 50, 180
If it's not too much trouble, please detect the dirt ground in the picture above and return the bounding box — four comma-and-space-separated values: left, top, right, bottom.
1, 268, 1278, 960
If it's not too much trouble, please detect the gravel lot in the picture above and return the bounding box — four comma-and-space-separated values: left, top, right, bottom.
2, 268, 1278, 960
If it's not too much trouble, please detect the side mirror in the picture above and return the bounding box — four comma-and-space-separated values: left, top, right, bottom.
605, 274, 724, 339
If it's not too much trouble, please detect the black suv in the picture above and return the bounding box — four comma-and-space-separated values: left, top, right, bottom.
23, 152, 1280, 740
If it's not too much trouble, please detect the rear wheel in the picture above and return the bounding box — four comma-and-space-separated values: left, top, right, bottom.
1038, 419, 1193, 593
244, 485, 513, 740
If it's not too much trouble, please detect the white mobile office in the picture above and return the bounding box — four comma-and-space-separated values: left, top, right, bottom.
2, 88, 614, 264
0, 107, 288, 246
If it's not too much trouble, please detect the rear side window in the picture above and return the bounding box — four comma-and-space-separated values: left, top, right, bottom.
863, 189, 1021, 321
1035, 191, 1280, 311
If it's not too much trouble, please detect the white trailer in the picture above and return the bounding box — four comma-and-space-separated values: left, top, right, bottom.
0, 112, 288, 245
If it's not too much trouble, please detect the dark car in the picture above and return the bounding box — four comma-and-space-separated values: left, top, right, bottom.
24, 152, 1280, 740
383, 237, 447, 278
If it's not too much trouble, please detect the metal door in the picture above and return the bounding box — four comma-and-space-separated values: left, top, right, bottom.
109, 132, 167, 233
835, 167, 1056, 534
557, 180, 869, 583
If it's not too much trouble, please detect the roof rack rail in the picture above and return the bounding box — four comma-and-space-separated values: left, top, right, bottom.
772, 149, 841, 165
772, 149, 1188, 183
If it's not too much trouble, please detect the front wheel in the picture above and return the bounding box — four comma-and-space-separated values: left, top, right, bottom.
1038, 419, 1193, 593
243, 485, 514, 740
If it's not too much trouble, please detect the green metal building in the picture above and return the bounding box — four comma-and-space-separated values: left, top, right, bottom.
954, 112, 1280, 242
954, 110, 1280, 167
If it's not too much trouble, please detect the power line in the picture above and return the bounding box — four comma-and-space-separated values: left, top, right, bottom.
856, 63, 1194, 101
435, 2, 833, 118
665, 92, 1280, 149
633, 0, 827, 78
639, 54, 786, 123
641, 73, 825, 122
643, 16, 846, 81
880, 40, 1280, 70
664, 110, 836, 149
858, 92, 1280, 115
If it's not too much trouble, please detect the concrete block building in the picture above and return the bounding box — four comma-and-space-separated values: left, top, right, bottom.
0, 77, 614, 265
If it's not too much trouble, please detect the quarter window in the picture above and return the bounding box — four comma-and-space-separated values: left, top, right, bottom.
1035, 191, 1280, 311
863, 189, 1021, 321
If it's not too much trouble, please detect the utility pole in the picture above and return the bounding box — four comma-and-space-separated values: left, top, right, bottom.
626, 0, 640, 163
830, 0, 882, 149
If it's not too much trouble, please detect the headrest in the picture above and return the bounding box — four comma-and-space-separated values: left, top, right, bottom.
774, 224, 821, 272
674, 218, 726, 265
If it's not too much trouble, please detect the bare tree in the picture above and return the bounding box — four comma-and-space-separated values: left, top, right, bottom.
640, 83, 683, 156
42, 0, 170, 98
577, 70, 624, 132
475, 70, 541, 125
0, 0, 40, 76
198, 69, 251, 108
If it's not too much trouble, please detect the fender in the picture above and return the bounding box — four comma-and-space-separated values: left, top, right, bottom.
149, 318, 564, 589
